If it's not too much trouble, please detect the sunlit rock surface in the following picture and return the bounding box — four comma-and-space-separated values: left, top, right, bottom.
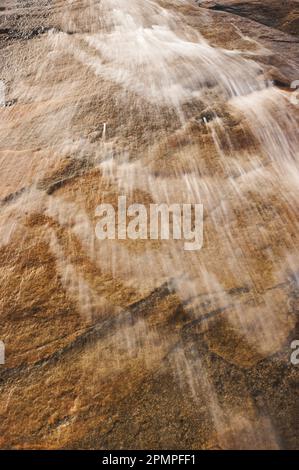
0, 0, 298, 449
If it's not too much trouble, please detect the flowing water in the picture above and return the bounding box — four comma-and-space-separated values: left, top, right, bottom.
0, 0, 298, 449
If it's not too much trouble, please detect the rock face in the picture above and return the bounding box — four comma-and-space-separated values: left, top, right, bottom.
0, 0, 298, 449
198, 0, 299, 36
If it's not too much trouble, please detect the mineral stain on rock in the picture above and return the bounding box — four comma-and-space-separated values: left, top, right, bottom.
0, 0, 298, 450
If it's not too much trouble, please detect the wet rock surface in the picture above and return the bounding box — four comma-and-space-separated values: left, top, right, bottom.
198, 1, 299, 36
0, 0, 298, 449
